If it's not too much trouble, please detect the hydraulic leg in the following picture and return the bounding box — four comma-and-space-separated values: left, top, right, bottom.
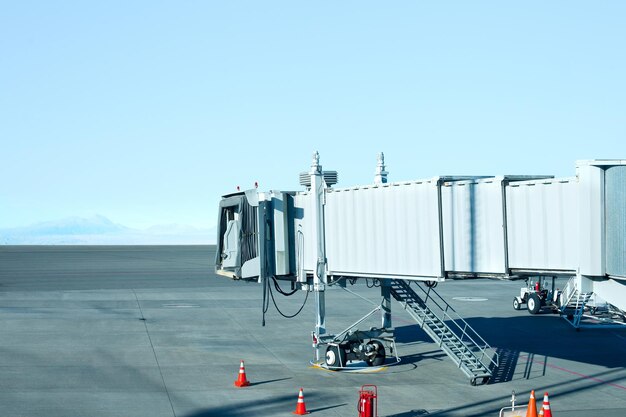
381, 279, 392, 329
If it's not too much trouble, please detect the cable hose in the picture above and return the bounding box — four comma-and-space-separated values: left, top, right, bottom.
261, 260, 270, 327
272, 275, 298, 296
262, 277, 268, 327
268, 281, 309, 319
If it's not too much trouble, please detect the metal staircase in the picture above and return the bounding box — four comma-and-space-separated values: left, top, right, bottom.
559, 277, 594, 329
390, 279, 499, 385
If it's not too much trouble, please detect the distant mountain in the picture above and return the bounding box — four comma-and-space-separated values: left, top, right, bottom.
11, 215, 128, 236
0, 215, 216, 245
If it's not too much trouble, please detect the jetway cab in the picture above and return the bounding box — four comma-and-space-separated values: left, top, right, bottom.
215, 189, 297, 282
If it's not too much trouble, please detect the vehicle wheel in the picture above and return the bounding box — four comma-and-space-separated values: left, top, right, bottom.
513, 297, 521, 310
527, 293, 541, 315
325, 345, 345, 369
365, 340, 385, 367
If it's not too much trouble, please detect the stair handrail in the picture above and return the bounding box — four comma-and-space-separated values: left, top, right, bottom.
406, 280, 499, 369
394, 285, 485, 372
561, 276, 579, 308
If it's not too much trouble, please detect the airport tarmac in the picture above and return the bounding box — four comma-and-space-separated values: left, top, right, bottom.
0, 245, 625, 417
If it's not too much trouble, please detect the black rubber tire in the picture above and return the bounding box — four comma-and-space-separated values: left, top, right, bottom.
527, 293, 541, 315
365, 340, 385, 367
513, 297, 521, 310
325, 345, 345, 369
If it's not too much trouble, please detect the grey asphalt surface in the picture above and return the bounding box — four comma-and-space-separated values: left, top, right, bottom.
0, 245, 625, 417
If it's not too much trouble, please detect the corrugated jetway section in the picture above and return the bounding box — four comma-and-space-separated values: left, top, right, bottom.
296, 174, 584, 281
605, 165, 626, 279
294, 173, 584, 281
505, 177, 579, 273
289, 162, 623, 282
441, 176, 551, 276
442, 177, 506, 275
322, 179, 444, 280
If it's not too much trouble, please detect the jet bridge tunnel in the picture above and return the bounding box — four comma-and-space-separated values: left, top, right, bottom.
215, 153, 626, 383
216, 157, 626, 288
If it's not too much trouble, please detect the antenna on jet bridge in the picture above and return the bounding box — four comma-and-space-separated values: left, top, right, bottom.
374, 152, 389, 185
299, 151, 338, 189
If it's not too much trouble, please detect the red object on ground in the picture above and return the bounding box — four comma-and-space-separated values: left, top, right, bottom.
358, 385, 378, 417
541, 392, 552, 417
525, 390, 537, 417
293, 388, 309, 415
234, 360, 250, 387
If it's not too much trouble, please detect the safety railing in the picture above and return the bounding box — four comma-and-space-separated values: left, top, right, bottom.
406, 280, 500, 372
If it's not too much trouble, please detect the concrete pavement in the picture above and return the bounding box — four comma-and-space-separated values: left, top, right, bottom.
1, 246, 624, 416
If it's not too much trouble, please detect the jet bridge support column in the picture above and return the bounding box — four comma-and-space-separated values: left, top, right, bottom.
311, 152, 327, 360
381, 279, 392, 329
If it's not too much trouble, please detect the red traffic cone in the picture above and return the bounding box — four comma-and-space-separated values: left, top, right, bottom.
234, 360, 250, 387
525, 390, 537, 417
293, 388, 309, 415
541, 392, 552, 417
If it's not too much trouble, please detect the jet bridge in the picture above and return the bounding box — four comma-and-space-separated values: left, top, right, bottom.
215, 152, 626, 383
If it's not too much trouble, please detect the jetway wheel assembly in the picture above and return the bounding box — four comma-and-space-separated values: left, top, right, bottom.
325, 344, 346, 368
365, 340, 386, 367
324, 338, 388, 369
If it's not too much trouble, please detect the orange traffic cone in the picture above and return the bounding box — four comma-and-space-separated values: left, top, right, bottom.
234, 360, 250, 387
538, 407, 544, 417
293, 387, 309, 415
525, 390, 537, 417
541, 392, 552, 417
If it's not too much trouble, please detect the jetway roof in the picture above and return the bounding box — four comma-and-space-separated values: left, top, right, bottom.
577, 159, 626, 167
328, 175, 556, 193
442, 175, 554, 186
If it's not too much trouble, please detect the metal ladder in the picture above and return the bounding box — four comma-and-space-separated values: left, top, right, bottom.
390, 279, 498, 385
560, 277, 593, 329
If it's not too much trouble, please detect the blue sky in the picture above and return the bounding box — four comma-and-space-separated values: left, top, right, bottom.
1, 1, 624, 229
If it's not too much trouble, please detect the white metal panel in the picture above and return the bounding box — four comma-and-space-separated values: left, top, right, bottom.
271, 192, 290, 276
324, 180, 444, 280
605, 165, 626, 278
506, 178, 578, 271
591, 278, 626, 311
293, 192, 317, 276
442, 178, 506, 274
577, 164, 605, 276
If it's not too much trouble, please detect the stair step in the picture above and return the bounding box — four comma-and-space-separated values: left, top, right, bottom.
391, 279, 494, 382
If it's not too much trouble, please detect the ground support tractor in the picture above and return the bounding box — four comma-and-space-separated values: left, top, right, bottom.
512, 277, 562, 314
